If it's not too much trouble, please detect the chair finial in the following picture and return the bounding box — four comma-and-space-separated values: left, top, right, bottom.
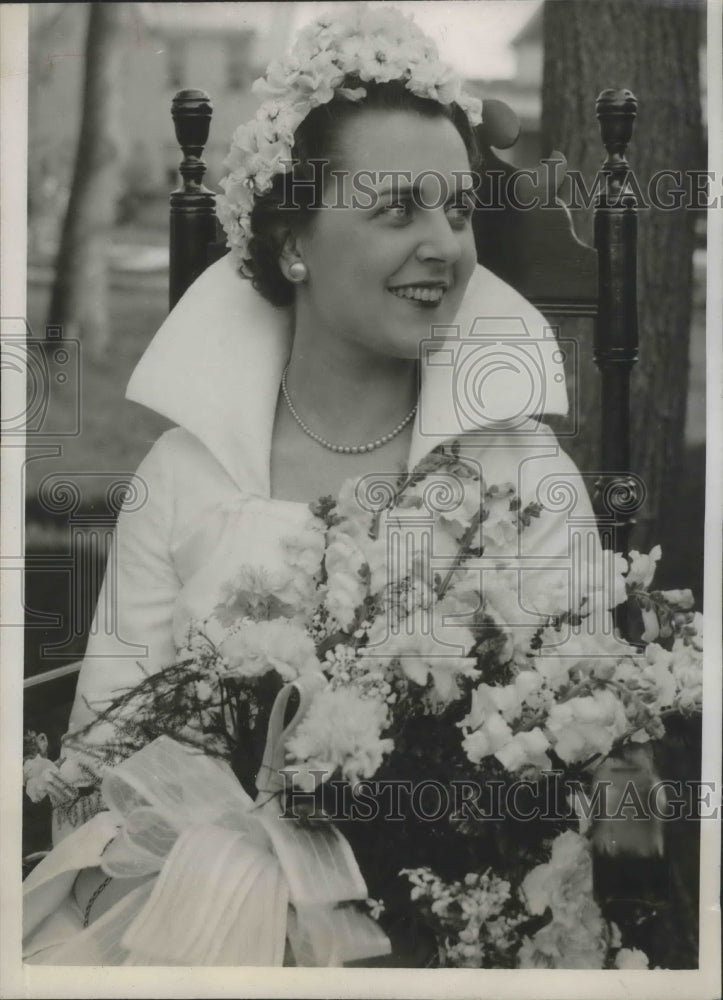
596, 89, 638, 185
171, 89, 213, 189
169, 89, 217, 309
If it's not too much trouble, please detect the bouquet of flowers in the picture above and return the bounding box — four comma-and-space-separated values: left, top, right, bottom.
25, 441, 703, 968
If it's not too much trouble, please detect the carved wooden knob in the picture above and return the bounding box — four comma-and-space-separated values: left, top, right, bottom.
596, 88, 638, 157
171, 89, 213, 158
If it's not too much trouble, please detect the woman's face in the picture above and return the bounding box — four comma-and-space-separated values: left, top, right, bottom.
293, 109, 477, 361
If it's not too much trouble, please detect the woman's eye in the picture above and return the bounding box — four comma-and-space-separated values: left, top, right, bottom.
383, 201, 412, 220
446, 201, 474, 226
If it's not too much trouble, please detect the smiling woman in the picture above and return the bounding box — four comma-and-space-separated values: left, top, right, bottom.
21, 3, 703, 973
270, 106, 479, 503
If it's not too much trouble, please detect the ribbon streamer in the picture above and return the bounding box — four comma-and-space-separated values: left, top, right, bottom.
256, 671, 327, 795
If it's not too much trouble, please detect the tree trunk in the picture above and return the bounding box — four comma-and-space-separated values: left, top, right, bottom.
542, 7, 704, 969
541, 0, 704, 553
48, 3, 127, 357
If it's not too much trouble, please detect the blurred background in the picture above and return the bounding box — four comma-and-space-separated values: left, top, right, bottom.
22, 3, 708, 965
25, 0, 707, 672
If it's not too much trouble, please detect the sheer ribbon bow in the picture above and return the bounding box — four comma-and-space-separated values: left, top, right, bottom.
24, 674, 391, 966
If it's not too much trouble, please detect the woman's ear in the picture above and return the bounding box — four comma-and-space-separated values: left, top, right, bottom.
278, 230, 307, 284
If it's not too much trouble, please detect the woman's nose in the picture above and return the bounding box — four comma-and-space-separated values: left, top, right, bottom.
415, 210, 462, 265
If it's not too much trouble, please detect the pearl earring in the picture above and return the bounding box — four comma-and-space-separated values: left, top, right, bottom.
288, 261, 308, 283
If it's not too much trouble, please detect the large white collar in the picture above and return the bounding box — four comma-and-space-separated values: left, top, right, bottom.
127, 255, 567, 494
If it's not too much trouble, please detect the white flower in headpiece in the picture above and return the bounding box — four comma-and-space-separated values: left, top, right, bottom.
407, 59, 461, 106
219, 175, 255, 215
457, 91, 483, 127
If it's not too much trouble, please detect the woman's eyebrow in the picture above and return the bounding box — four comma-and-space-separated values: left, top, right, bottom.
375, 178, 473, 202
376, 180, 417, 199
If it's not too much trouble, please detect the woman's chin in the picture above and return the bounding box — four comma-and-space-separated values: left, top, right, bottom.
372, 326, 435, 362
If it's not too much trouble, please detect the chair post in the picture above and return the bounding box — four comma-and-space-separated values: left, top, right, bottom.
592, 89, 643, 555
169, 89, 217, 309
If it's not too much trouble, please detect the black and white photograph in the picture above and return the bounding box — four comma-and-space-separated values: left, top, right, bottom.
1, 1, 720, 996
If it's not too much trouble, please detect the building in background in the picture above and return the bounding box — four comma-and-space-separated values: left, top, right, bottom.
467, 5, 543, 168
28, 2, 296, 249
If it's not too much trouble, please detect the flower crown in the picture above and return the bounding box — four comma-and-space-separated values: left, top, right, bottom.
216, 5, 483, 275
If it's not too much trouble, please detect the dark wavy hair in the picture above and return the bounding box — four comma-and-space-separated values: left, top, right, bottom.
245, 79, 480, 307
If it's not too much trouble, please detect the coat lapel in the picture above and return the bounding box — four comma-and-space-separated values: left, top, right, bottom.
127, 255, 568, 492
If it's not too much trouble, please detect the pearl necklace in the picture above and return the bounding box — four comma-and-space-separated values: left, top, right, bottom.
281, 365, 417, 454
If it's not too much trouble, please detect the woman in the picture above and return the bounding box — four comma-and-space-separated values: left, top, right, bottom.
23, 5, 606, 965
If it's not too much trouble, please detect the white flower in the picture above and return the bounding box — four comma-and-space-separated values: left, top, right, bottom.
625, 546, 662, 588
685, 610, 704, 646
457, 91, 483, 126
281, 516, 327, 610
641, 642, 677, 708
537, 622, 626, 690
659, 588, 695, 609
461, 682, 520, 728
219, 173, 255, 214
546, 689, 629, 764
483, 567, 540, 665
519, 831, 609, 968
514, 668, 544, 704
615, 947, 649, 969
220, 619, 321, 681
334, 475, 375, 538
495, 728, 551, 772
282, 522, 326, 577
436, 476, 483, 538
284, 685, 392, 785
518, 913, 607, 969
363, 619, 478, 701
407, 58, 460, 105
460, 674, 552, 772
325, 532, 368, 630
481, 484, 520, 551
533, 653, 574, 692
213, 564, 302, 626
461, 712, 512, 762
363, 533, 395, 596
23, 755, 59, 803
356, 37, 419, 84
195, 679, 215, 703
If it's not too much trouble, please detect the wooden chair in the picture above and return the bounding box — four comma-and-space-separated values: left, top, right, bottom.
23, 82, 643, 827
